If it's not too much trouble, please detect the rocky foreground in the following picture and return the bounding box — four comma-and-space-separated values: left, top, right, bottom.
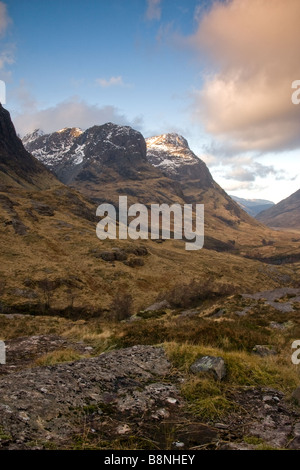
0, 338, 300, 450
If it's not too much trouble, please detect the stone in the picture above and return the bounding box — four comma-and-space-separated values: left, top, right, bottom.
144, 300, 171, 312
172, 441, 185, 449
0, 345, 182, 449
100, 251, 116, 262
0, 341, 5, 365
116, 424, 131, 435
179, 309, 198, 318
190, 356, 226, 381
252, 345, 277, 357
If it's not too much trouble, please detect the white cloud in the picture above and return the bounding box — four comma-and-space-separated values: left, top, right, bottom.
187, 0, 300, 154
95, 76, 130, 88
145, 0, 162, 21
12, 95, 142, 136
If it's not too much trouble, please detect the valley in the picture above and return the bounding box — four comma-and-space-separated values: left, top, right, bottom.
0, 104, 300, 450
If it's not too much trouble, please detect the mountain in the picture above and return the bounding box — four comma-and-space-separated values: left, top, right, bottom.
256, 189, 300, 231
0, 105, 59, 190
231, 195, 275, 217
0, 104, 299, 314
23, 124, 185, 205
146, 134, 214, 188
23, 126, 262, 240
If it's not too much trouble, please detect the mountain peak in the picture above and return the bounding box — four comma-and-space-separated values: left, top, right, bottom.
145, 132, 214, 190
146, 133, 190, 152
56, 127, 83, 137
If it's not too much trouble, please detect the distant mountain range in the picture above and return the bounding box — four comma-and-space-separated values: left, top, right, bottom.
256, 189, 300, 231
230, 195, 275, 217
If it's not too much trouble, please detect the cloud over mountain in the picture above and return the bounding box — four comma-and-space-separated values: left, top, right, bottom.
188, 0, 300, 154
13, 96, 142, 136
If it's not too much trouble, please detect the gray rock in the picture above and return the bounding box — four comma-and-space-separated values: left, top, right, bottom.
190, 356, 226, 381
252, 345, 277, 357
219, 442, 256, 450
144, 300, 171, 312
0, 341, 5, 365
100, 251, 116, 262
0, 345, 182, 449
179, 309, 198, 318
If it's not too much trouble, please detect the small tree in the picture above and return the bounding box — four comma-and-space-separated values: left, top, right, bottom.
38, 278, 56, 312
109, 291, 133, 321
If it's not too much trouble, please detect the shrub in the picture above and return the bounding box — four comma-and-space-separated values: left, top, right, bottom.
109, 291, 133, 321
157, 279, 236, 309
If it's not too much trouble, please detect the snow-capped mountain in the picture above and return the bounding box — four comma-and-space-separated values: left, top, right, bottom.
146, 133, 214, 188
23, 123, 256, 225
23, 127, 84, 172
23, 123, 148, 185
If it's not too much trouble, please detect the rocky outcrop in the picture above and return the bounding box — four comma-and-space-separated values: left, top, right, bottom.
0, 345, 183, 449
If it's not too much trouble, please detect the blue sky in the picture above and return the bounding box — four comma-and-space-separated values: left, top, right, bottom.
1, 0, 300, 203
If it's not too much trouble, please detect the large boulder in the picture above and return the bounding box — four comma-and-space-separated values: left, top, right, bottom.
190, 356, 226, 381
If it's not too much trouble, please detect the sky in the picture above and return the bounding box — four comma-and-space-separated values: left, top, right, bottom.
0, 0, 300, 203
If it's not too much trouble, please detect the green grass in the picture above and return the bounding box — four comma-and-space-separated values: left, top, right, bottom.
34, 349, 84, 366
163, 342, 299, 421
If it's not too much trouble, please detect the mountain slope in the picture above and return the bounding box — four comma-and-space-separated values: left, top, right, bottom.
231, 195, 275, 217
256, 189, 300, 230
0, 105, 59, 190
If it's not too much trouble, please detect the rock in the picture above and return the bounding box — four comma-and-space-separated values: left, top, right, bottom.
0, 341, 5, 365
116, 424, 131, 435
219, 442, 256, 450
166, 397, 178, 405
172, 441, 185, 449
190, 356, 226, 381
252, 345, 277, 357
0, 335, 92, 374
235, 307, 251, 317
269, 321, 286, 330
214, 423, 229, 430
144, 300, 171, 312
179, 309, 198, 318
209, 309, 225, 319
100, 251, 116, 262
229, 387, 297, 449
0, 345, 181, 449
113, 250, 128, 261
123, 257, 144, 267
